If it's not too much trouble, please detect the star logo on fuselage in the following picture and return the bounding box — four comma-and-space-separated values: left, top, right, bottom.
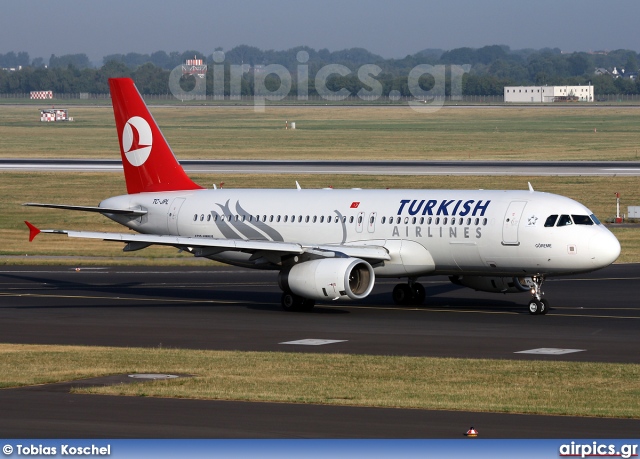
527, 215, 538, 226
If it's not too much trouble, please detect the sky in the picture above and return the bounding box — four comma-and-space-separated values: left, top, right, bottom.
1, 0, 639, 63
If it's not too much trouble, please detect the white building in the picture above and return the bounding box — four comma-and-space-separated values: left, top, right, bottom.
504, 85, 594, 103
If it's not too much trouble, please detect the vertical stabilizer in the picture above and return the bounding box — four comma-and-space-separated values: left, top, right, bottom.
109, 78, 203, 194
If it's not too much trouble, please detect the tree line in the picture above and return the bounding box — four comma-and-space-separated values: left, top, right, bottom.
1, 45, 639, 96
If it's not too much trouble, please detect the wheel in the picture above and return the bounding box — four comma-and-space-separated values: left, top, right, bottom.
281, 292, 314, 312
528, 298, 542, 315
299, 298, 316, 312
411, 283, 426, 305
392, 284, 412, 305
540, 299, 549, 315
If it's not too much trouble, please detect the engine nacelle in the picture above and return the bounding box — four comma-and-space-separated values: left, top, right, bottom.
279, 258, 375, 301
449, 275, 534, 294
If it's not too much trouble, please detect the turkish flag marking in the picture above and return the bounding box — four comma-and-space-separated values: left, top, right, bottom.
350, 202, 360, 208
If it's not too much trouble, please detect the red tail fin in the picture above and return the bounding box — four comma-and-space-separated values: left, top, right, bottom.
109, 78, 203, 194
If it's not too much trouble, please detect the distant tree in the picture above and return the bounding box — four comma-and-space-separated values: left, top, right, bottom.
567, 53, 591, 76
49, 53, 91, 69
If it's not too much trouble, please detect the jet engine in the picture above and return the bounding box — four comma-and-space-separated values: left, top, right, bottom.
279, 258, 375, 301
449, 275, 534, 294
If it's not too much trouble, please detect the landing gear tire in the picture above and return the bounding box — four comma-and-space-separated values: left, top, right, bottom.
393, 283, 425, 306
281, 292, 315, 312
528, 299, 542, 315
392, 284, 413, 305
540, 299, 549, 315
412, 283, 426, 305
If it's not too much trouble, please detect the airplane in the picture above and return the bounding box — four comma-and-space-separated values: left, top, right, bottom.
24, 78, 621, 315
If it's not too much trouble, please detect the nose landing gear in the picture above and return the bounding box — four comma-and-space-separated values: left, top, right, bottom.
527, 275, 548, 315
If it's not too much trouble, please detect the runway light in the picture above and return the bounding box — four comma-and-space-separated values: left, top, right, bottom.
75, 268, 80, 272
465, 427, 478, 437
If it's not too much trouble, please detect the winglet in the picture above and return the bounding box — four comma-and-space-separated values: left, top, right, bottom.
528, 182, 534, 193
25, 221, 41, 242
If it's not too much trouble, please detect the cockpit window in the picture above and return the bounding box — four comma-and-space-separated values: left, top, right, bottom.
556, 214, 572, 226
544, 215, 558, 227
590, 214, 602, 225
572, 215, 594, 225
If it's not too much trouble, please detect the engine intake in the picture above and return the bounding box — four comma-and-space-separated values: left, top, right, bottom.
279, 258, 375, 301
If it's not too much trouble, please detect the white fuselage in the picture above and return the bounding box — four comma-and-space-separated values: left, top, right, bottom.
101, 188, 620, 278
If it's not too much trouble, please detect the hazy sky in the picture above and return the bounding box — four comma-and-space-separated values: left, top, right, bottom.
2, 0, 638, 62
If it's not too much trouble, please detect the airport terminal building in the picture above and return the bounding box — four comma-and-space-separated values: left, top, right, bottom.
504, 85, 594, 103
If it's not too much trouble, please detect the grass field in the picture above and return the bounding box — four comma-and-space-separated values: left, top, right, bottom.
1, 105, 640, 161
2, 105, 640, 418
1, 343, 639, 418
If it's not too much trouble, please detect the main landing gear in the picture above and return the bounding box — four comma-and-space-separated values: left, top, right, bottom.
281, 291, 315, 312
527, 275, 548, 315
392, 280, 425, 306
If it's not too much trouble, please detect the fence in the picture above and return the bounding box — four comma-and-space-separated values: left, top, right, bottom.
2, 93, 640, 103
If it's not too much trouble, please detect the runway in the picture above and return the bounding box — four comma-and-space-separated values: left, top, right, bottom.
1, 263, 639, 438
1, 264, 639, 363
2, 159, 640, 175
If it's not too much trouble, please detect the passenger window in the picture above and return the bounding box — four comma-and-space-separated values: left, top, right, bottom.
474, 218, 479, 225
342, 216, 346, 223
292, 215, 295, 222
334, 216, 339, 223
381, 216, 386, 224
572, 215, 593, 225
193, 214, 197, 221
207, 214, 211, 222
435, 217, 440, 225
420, 217, 424, 224
305, 216, 309, 223
358, 215, 363, 224
313, 216, 317, 223
443, 217, 448, 225
270, 215, 274, 222
482, 218, 487, 225
459, 218, 463, 225
544, 215, 558, 227
556, 215, 572, 226
412, 217, 416, 224
427, 217, 432, 225
284, 215, 288, 222
320, 216, 324, 223
396, 217, 401, 224
262, 215, 267, 222
466, 218, 471, 225
370, 216, 375, 224
277, 215, 281, 222
200, 214, 204, 221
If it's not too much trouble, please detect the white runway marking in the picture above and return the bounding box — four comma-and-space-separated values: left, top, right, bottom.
280, 339, 347, 346
515, 348, 585, 355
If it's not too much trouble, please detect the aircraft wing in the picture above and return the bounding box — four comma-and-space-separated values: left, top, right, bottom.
24, 222, 391, 262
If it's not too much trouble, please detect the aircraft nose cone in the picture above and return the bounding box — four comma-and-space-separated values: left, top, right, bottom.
589, 230, 621, 267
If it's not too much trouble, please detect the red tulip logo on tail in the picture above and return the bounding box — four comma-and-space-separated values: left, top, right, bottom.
122, 116, 153, 166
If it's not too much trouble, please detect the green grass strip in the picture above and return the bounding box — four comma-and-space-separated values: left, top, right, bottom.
1, 344, 638, 418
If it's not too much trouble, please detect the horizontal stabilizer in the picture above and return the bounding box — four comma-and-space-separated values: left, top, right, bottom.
23, 203, 147, 216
